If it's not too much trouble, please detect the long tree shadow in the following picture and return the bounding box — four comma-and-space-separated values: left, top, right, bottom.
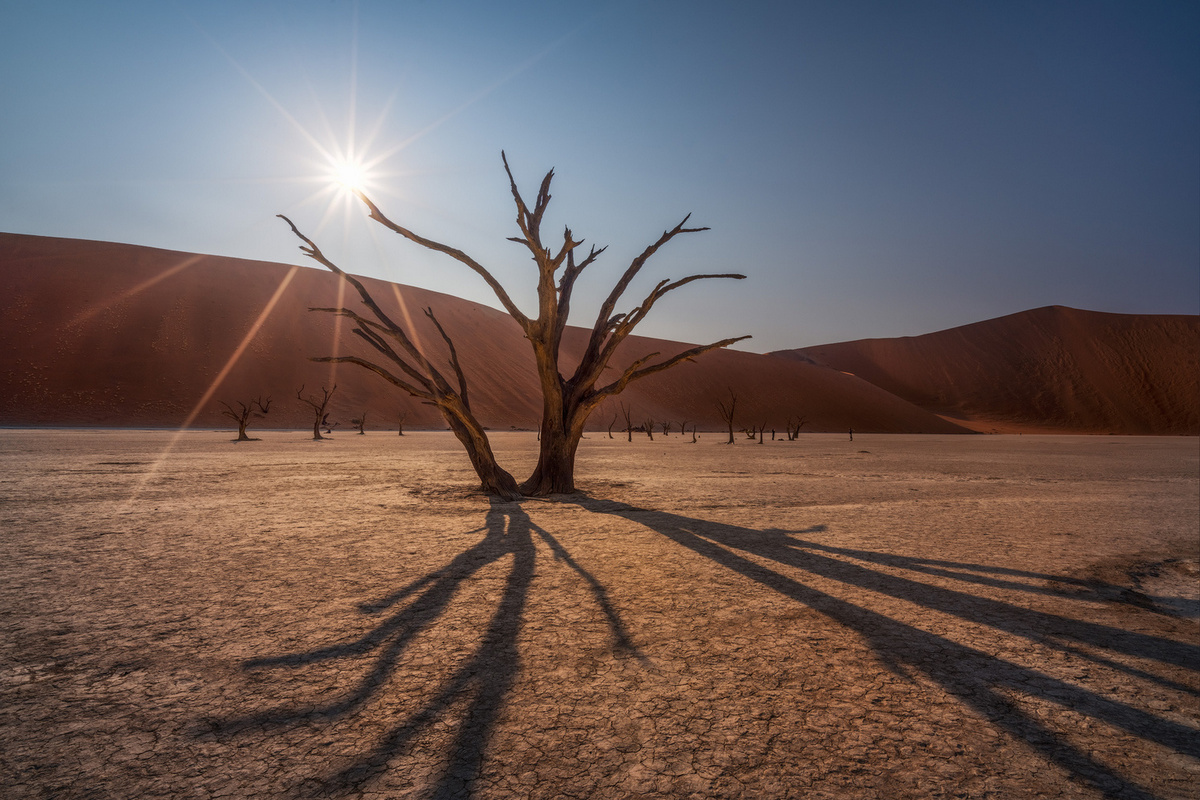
572, 496, 1200, 800
196, 500, 639, 799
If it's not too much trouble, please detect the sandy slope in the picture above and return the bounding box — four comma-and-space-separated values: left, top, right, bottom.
0, 233, 963, 434
773, 306, 1200, 435
0, 431, 1196, 798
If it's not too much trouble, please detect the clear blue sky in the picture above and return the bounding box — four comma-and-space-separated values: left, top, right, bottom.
2, 1, 1196, 351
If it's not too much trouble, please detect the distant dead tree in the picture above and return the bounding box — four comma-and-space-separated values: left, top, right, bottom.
397, 411, 408, 436
607, 413, 617, 439
690, 425, 698, 443
220, 396, 270, 442
281, 154, 747, 497
297, 385, 336, 441
643, 418, 656, 441
716, 389, 738, 444
660, 421, 672, 437
786, 416, 808, 440
620, 403, 634, 443
351, 411, 368, 435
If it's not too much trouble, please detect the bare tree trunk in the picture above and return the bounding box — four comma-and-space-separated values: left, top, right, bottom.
520, 418, 585, 495
447, 414, 522, 499
717, 389, 738, 445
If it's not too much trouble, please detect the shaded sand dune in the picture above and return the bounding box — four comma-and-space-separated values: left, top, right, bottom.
1, 233, 963, 433
772, 306, 1200, 434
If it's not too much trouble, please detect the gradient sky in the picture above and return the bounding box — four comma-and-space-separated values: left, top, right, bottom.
2, 1, 1197, 352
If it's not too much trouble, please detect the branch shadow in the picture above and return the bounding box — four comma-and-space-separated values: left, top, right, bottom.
571, 496, 1200, 800
195, 499, 640, 799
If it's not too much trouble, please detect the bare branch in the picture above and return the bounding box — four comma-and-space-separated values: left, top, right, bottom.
591, 215, 710, 335
310, 358, 434, 401
350, 192, 531, 331
594, 336, 752, 399
423, 307, 470, 410
580, 273, 747, 392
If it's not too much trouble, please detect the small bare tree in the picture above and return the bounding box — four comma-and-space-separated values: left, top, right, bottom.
351, 411, 368, 435
620, 403, 634, 443
282, 154, 748, 497
660, 421, 672, 437
786, 415, 808, 440
397, 411, 408, 436
297, 385, 336, 441
716, 389, 738, 444
643, 418, 655, 441
691, 425, 698, 443
607, 413, 617, 439
220, 396, 270, 442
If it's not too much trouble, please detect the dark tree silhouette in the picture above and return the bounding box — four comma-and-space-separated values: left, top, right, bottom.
716, 389, 738, 444
351, 411, 368, 435
620, 403, 634, 443
220, 396, 271, 442
786, 415, 808, 440
397, 411, 407, 436
297, 385, 336, 441
282, 153, 748, 497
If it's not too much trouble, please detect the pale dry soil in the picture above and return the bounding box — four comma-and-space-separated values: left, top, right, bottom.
1, 430, 1197, 800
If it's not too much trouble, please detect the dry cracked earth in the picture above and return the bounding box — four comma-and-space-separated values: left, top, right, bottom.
1, 430, 1197, 799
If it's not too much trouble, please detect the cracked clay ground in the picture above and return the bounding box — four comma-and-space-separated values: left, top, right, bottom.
1, 430, 1198, 799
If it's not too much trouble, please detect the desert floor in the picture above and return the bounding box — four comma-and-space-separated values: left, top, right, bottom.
1, 429, 1197, 800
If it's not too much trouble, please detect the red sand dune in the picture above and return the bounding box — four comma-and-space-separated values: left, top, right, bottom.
772, 306, 1200, 435
1, 233, 965, 434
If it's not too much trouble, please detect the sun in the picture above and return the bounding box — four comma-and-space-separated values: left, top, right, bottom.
330, 157, 369, 195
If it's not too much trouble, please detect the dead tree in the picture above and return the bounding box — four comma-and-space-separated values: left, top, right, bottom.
716, 389, 738, 444
643, 418, 655, 441
220, 396, 270, 442
620, 403, 634, 443
607, 414, 617, 439
351, 411, 368, 435
296, 385, 336, 441
397, 411, 408, 436
660, 421, 672, 437
691, 425, 698, 443
786, 415, 808, 440
283, 154, 748, 497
